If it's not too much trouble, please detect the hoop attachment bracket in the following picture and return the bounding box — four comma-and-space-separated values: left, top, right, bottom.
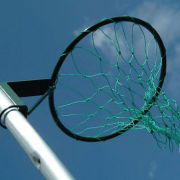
0, 82, 28, 128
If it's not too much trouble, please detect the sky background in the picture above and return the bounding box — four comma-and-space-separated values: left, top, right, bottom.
0, 0, 180, 180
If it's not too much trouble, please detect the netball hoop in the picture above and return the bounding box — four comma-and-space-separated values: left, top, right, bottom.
1, 15, 179, 180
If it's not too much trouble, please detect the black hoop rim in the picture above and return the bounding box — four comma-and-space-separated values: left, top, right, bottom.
49, 16, 166, 142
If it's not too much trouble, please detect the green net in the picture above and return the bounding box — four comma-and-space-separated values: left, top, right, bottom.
52, 17, 180, 150
140, 92, 180, 150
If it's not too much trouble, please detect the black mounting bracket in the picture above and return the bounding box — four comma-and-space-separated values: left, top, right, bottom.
7, 79, 53, 97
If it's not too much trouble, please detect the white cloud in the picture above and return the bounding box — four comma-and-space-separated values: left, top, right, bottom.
130, 2, 180, 48
73, 2, 180, 100
148, 161, 158, 180
73, 17, 93, 36
128, 2, 180, 100
93, 27, 115, 53
92, 21, 158, 66
167, 44, 180, 99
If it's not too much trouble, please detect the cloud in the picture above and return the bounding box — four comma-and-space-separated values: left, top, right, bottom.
130, 2, 180, 48
72, 1, 180, 101
73, 17, 93, 36
148, 161, 158, 180
91, 21, 160, 66
130, 2, 180, 99
73, 26, 89, 36
166, 43, 180, 100
92, 27, 116, 56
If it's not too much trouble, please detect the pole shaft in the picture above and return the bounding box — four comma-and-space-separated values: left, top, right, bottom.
4, 109, 74, 180
0, 85, 75, 180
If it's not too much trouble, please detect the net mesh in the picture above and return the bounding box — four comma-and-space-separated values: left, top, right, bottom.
141, 92, 180, 150
53, 19, 180, 150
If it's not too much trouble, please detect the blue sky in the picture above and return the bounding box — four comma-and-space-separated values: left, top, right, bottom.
0, 0, 180, 180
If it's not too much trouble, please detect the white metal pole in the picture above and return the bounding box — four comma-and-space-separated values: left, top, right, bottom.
0, 85, 75, 180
